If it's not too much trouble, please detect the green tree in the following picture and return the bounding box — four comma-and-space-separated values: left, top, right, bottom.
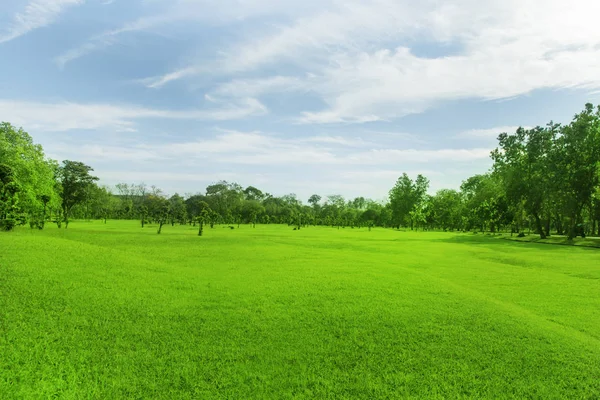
57, 160, 99, 228
0, 122, 57, 228
552, 104, 600, 239
492, 125, 557, 238
389, 173, 429, 229
430, 189, 463, 231
195, 201, 211, 236
0, 164, 21, 230
169, 194, 187, 226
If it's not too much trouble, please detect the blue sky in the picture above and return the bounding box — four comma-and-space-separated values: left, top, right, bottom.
2, 0, 600, 202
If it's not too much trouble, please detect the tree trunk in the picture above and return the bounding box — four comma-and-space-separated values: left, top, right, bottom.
41, 203, 47, 230
567, 206, 584, 240
157, 221, 164, 234
555, 215, 564, 235
198, 220, 203, 236
544, 218, 551, 238
534, 213, 546, 239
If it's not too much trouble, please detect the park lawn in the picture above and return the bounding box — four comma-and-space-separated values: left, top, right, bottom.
1, 221, 599, 399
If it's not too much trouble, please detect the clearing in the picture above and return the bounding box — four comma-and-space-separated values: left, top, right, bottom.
1, 222, 599, 398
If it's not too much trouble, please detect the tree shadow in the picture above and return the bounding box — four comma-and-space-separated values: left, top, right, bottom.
434, 233, 600, 251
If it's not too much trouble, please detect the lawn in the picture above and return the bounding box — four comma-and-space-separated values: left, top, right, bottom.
1, 221, 599, 399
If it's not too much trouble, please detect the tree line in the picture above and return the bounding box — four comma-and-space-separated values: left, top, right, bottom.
1, 103, 599, 239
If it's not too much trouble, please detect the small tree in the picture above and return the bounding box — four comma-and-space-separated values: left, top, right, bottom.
154, 199, 170, 234
196, 201, 210, 236
140, 205, 148, 228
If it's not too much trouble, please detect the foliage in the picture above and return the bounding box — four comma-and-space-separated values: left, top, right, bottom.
0, 122, 57, 228
2, 102, 600, 237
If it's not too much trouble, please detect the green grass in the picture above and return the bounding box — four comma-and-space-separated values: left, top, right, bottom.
1, 221, 600, 399
502, 233, 600, 248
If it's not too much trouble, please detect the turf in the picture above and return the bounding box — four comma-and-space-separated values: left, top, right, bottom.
1, 221, 599, 399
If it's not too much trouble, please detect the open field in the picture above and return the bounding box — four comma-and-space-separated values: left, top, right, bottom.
1, 221, 600, 399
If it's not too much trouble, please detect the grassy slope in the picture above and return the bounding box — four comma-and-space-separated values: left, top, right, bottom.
1, 222, 599, 399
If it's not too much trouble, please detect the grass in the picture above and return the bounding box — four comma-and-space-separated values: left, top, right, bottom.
1, 221, 600, 399
502, 233, 600, 248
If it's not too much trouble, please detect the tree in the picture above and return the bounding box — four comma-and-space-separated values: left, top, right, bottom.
430, 189, 463, 231
308, 194, 322, 208
169, 194, 187, 226
195, 201, 210, 236
243, 186, 265, 201
389, 173, 429, 229
0, 122, 57, 228
151, 197, 170, 234
242, 200, 265, 227
552, 104, 600, 239
0, 164, 21, 231
491, 125, 557, 238
57, 161, 98, 228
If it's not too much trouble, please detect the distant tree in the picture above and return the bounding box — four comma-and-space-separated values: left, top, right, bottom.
389, 173, 429, 229
430, 189, 463, 231
57, 160, 98, 228
242, 200, 265, 227
169, 194, 187, 226
196, 201, 210, 236
153, 197, 170, 234
243, 186, 265, 201
308, 194, 321, 208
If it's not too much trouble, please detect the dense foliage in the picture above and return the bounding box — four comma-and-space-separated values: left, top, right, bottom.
1, 103, 599, 238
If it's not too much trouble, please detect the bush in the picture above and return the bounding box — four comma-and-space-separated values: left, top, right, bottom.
517, 232, 526, 238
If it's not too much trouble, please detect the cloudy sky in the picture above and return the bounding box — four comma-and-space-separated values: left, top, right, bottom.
1, 0, 600, 201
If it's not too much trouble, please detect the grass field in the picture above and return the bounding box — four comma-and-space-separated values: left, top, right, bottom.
1, 221, 600, 399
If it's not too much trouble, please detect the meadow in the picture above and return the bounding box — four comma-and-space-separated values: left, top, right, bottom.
1, 221, 599, 399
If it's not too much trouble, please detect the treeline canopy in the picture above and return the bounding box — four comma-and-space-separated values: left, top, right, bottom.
1, 103, 599, 239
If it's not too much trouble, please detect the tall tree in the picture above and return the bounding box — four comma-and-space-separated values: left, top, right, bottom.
389, 173, 429, 229
57, 160, 98, 228
492, 125, 557, 238
552, 104, 600, 239
0, 122, 57, 228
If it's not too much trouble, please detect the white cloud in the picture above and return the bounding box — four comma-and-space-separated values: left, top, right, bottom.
54, 13, 174, 68
456, 126, 529, 139
83, 130, 492, 166
143, 67, 203, 89
0, 98, 267, 131
301, 136, 374, 147
41, 128, 494, 199
0, 0, 83, 44
127, 0, 600, 123
211, 76, 308, 97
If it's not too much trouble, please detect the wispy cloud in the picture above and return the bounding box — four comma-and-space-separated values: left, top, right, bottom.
131, 130, 493, 166
42, 127, 493, 199
143, 67, 203, 89
0, 98, 267, 131
456, 126, 530, 139
0, 0, 83, 44
129, 0, 600, 123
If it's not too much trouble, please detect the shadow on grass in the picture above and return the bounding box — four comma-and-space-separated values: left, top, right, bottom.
435, 233, 600, 251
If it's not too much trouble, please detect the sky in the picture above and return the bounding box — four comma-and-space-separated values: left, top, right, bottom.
1, 0, 600, 202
